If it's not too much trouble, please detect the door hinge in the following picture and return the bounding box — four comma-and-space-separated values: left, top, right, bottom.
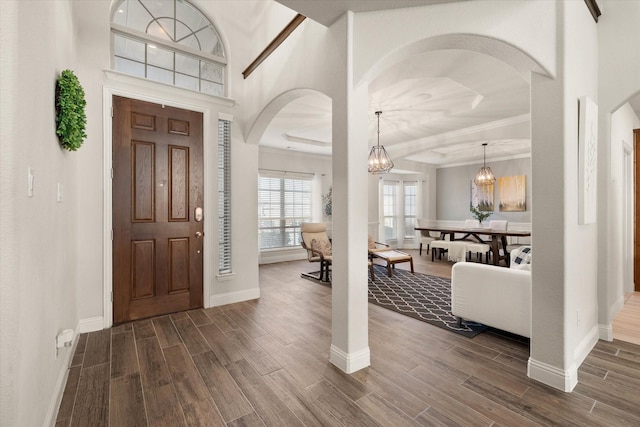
111, 230, 114, 240
110, 291, 113, 302
111, 106, 113, 117
110, 167, 114, 179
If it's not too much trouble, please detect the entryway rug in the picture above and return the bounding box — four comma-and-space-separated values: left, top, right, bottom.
368, 265, 487, 337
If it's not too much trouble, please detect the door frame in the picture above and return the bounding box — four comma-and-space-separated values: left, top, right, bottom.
634, 129, 639, 291
102, 76, 231, 328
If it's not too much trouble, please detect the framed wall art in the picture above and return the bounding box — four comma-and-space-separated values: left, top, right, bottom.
578, 96, 598, 224
498, 175, 526, 212
471, 181, 494, 211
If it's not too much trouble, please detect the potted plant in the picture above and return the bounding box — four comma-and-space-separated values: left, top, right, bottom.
470, 203, 492, 226
322, 186, 332, 218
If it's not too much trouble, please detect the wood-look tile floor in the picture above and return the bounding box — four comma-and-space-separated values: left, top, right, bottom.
613, 292, 640, 345
56, 251, 640, 426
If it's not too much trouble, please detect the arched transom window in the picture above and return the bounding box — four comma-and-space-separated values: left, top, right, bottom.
111, 0, 226, 96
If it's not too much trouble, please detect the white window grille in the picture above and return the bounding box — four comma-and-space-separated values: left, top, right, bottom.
383, 182, 398, 241
111, 0, 226, 96
404, 182, 417, 238
258, 173, 312, 250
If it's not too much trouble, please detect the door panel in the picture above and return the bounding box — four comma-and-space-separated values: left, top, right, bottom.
113, 96, 204, 324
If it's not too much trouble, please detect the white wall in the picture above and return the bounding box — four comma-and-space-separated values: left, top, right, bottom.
1, 0, 281, 422
526, 0, 600, 392
0, 1, 80, 425
68, 0, 305, 321
353, 0, 557, 86
610, 104, 639, 294
245, 0, 603, 390
561, 0, 600, 379
597, 0, 640, 333
436, 158, 532, 222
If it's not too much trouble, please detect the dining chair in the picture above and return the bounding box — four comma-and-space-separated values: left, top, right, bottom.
489, 220, 509, 264
430, 235, 451, 262
466, 243, 491, 263
489, 220, 508, 231
507, 235, 532, 253
464, 219, 480, 229
416, 218, 439, 255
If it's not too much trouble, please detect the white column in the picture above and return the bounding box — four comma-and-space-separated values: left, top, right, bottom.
528, 69, 571, 390
329, 11, 370, 373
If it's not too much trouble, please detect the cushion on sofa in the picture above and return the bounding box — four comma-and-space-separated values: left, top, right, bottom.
510, 246, 531, 269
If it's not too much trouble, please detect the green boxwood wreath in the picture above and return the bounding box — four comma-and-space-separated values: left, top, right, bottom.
56, 69, 87, 151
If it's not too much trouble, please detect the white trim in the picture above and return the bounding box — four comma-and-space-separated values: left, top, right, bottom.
44, 327, 82, 427
610, 294, 625, 323
111, 24, 227, 65
78, 316, 105, 333
329, 345, 371, 374
103, 80, 216, 326
103, 70, 235, 107
599, 323, 614, 341
600, 295, 625, 341
574, 324, 599, 366
209, 287, 260, 307
218, 112, 234, 122
527, 357, 577, 392
259, 247, 307, 264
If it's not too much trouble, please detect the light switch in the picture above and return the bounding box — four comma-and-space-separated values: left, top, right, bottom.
57, 182, 63, 203
27, 167, 34, 197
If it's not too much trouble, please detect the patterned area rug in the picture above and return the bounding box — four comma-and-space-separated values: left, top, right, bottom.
368, 265, 487, 337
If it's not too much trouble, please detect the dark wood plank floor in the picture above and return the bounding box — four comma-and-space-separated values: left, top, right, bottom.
56, 250, 640, 426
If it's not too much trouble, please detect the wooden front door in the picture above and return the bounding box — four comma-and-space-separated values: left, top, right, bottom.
112, 96, 204, 324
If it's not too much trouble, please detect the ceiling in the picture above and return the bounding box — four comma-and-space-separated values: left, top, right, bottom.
262, 1, 640, 171
276, 0, 464, 27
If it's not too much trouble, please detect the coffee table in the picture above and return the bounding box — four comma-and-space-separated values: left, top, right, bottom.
369, 250, 414, 277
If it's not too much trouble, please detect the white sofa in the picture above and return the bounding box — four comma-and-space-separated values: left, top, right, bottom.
451, 251, 531, 337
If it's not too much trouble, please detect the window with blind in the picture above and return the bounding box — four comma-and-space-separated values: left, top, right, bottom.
404, 182, 417, 238
383, 182, 398, 241
258, 174, 312, 250
218, 119, 232, 274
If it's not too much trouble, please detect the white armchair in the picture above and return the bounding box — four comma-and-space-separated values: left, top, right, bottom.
451, 246, 531, 337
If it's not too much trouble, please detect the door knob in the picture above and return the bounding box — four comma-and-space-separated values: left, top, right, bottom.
195, 231, 204, 238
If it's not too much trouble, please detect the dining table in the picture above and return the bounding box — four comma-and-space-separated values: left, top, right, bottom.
414, 225, 531, 266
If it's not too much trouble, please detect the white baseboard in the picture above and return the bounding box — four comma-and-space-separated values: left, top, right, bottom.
599, 295, 626, 341
44, 326, 82, 427
527, 357, 577, 392
78, 316, 104, 333
599, 323, 613, 341
610, 294, 625, 320
329, 344, 370, 374
259, 250, 307, 264
209, 287, 260, 307
574, 325, 599, 366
